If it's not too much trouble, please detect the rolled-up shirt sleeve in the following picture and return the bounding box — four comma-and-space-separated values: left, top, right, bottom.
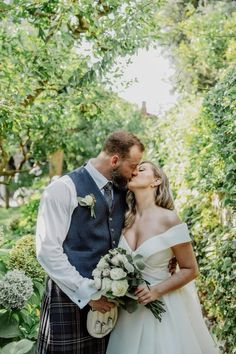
36, 176, 97, 308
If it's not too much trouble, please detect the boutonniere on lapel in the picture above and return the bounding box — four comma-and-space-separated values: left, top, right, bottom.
77, 194, 96, 218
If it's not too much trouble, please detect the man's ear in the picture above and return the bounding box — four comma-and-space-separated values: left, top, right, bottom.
111, 154, 120, 167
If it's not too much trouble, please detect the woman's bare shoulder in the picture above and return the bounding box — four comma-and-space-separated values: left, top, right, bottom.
155, 207, 182, 229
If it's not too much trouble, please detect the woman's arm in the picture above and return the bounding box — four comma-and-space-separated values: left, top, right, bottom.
135, 242, 199, 305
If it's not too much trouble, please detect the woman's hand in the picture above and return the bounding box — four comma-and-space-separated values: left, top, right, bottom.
135, 284, 161, 305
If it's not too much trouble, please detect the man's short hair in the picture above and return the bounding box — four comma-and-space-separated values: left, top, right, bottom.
103, 130, 145, 159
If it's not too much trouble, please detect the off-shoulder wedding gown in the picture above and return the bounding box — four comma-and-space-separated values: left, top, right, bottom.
106, 223, 219, 354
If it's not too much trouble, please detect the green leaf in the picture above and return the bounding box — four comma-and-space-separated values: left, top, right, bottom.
0, 312, 20, 338
33, 280, 45, 298
0, 339, 34, 354
0, 261, 7, 276
132, 254, 143, 263
123, 298, 138, 313
0, 249, 10, 262
133, 254, 145, 271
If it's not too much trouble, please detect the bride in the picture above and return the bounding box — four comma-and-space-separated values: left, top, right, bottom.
106, 161, 219, 354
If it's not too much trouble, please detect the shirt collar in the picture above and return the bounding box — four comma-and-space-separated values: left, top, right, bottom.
84, 160, 110, 190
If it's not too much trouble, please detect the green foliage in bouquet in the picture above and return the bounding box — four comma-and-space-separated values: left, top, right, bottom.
8, 235, 45, 282
91, 247, 166, 321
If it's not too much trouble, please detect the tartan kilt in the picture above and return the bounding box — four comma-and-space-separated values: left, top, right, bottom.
36, 278, 109, 354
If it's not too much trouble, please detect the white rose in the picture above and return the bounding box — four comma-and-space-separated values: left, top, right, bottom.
97, 258, 109, 270
101, 277, 112, 292
109, 249, 119, 256
110, 268, 127, 280
120, 254, 128, 263
110, 255, 120, 266
111, 280, 129, 297
123, 261, 134, 273
94, 277, 102, 290
92, 268, 101, 278
117, 253, 127, 263
102, 269, 110, 277
84, 195, 94, 205
122, 256, 135, 273
103, 254, 110, 261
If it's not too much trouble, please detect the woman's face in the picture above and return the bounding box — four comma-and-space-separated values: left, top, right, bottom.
128, 162, 159, 191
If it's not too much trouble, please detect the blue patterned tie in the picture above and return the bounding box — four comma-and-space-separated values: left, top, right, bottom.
103, 182, 113, 211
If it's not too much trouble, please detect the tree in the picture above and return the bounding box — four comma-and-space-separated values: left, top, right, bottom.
0, 0, 161, 183
156, 0, 236, 93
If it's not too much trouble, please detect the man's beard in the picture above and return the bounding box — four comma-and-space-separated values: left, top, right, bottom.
111, 168, 128, 190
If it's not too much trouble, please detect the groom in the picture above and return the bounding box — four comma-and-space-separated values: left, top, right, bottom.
36, 130, 145, 353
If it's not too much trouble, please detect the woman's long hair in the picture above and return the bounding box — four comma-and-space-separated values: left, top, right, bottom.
124, 161, 175, 230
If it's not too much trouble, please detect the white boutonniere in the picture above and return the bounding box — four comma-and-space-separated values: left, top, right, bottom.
77, 194, 96, 218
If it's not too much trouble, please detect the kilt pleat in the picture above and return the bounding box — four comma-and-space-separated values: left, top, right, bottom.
36, 278, 109, 354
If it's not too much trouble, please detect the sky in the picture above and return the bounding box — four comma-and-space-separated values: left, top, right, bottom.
111, 47, 178, 115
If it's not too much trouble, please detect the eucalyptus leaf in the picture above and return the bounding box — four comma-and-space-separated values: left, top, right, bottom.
124, 299, 138, 313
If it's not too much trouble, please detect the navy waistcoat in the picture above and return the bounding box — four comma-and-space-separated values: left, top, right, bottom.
63, 167, 127, 278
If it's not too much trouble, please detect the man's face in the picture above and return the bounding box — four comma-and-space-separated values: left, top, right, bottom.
111, 145, 143, 188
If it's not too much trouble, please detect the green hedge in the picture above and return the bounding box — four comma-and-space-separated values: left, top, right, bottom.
180, 193, 236, 353
144, 67, 235, 353
8, 235, 45, 282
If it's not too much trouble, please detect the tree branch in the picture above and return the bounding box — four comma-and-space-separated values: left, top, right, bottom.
0, 140, 9, 171
18, 134, 30, 171
0, 169, 30, 177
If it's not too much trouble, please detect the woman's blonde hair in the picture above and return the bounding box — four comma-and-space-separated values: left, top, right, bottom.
124, 161, 174, 230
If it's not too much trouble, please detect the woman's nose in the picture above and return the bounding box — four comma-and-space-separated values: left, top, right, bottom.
132, 168, 138, 177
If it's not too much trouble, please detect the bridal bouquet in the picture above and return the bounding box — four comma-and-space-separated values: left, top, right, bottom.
91, 247, 165, 321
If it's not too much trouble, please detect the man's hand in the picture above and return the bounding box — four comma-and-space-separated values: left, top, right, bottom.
89, 296, 115, 313
168, 257, 177, 274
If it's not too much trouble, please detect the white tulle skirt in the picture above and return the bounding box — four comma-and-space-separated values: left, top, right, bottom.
106, 282, 219, 354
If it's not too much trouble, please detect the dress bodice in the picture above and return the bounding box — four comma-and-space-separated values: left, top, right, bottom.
119, 223, 191, 285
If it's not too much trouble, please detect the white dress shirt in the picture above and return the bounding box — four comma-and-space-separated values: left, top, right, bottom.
36, 161, 112, 308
